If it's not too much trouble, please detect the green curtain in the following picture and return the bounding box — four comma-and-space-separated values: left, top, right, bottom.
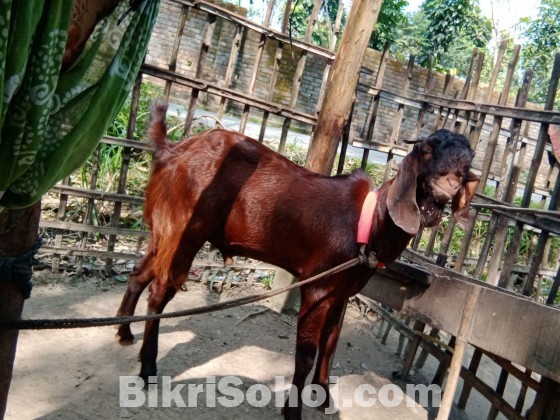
0, 0, 160, 209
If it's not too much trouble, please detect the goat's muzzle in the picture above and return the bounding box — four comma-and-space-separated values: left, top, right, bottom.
431, 174, 462, 203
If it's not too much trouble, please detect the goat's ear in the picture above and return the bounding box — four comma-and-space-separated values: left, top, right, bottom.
387, 153, 421, 235
452, 171, 480, 229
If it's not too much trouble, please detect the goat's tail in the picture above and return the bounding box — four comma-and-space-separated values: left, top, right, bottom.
149, 100, 169, 153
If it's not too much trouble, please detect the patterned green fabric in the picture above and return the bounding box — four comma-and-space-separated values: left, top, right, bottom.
0, 0, 160, 209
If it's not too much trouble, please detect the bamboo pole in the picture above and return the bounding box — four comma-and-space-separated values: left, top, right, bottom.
431, 74, 455, 131
482, 70, 533, 285
499, 53, 560, 289
411, 56, 435, 140
183, 14, 217, 135
454, 42, 509, 272
457, 348, 483, 408
316, 0, 344, 111
216, 24, 242, 120
164, 5, 189, 99
278, 0, 322, 154
477, 45, 520, 189
362, 42, 391, 144
459, 51, 485, 134
467, 39, 509, 150
384, 55, 415, 181
105, 73, 143, 273
239, 31, 266, 133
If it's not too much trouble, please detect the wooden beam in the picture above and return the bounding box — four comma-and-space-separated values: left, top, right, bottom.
306, 0, 383, 174
359, 253, 560, 382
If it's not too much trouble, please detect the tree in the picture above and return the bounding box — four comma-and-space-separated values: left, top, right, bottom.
520, 0, 560, 106
421, 0, 491, 64
391, 1, 491, 75
368, 0, 409, 51
277, 0, 346, 47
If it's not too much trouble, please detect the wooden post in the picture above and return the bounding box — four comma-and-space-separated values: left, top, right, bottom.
362, 41, 390, 143
0, 202, 42, 418
488, 367, 510, 419
263, 0, 275, 26
467, 39, 509, 150
400, 320, 425, 379
459, 50, 485, 134
436, 287, 480, 420
411, 56, 434, 140
271, 0, 382, 311
281, 0, 292, 34
457, 348, 483, 409
306, 0, 383, 174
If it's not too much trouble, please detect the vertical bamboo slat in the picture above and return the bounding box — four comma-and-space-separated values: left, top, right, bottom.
216, 24, 242, 120
105, 74, 143, 273
183, 14, 217, 135
164, 5, 189, 100
499, 53, 560, 289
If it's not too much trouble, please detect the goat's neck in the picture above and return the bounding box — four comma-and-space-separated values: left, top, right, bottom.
369, 184, 415, 264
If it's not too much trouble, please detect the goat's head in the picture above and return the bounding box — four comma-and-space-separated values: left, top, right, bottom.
387, 129, 479, 235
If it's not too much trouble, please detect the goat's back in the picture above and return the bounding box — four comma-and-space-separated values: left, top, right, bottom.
144, 128, 372, 277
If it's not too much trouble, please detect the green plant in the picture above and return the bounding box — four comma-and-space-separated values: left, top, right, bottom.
261, 275, 274, 290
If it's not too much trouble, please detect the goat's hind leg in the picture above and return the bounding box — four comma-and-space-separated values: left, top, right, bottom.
138, 281, 177, 380
115, 252, 155, 345
138, 233, 207, 380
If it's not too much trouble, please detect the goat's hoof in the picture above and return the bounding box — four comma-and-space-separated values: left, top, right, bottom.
281, 405, 302, 420
115, 330, 136, 346
139, 368, 157, 384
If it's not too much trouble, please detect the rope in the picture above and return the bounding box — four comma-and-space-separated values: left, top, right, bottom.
0, 256, 366, 330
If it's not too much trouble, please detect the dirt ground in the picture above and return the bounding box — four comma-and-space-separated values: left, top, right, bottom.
5, 270, 524, 419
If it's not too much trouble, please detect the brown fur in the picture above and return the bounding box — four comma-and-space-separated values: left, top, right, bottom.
116, 101, 479, 419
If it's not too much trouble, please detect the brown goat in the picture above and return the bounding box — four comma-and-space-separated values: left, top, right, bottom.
116, 101, 479, 418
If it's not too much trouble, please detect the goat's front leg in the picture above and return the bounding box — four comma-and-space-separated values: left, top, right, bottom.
138, 281, 177, 381
310, 297, 348, 413
283, 287, 331, 420
115, 253, 155, 345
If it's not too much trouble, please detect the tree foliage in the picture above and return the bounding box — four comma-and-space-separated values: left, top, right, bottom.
391, 0, 491, 75
281, 0, 345, 48
368, 0, 409, 51
520, 0, 560, 106
421, 0, 491, 62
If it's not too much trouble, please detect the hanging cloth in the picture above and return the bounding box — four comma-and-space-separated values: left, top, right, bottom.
0, 0, 160, 209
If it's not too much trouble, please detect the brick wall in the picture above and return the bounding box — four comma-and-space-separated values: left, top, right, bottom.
145, 0, 553, 194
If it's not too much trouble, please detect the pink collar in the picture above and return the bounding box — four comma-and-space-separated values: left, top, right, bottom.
357, 190, 378, 244
357, 190, 384, 269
